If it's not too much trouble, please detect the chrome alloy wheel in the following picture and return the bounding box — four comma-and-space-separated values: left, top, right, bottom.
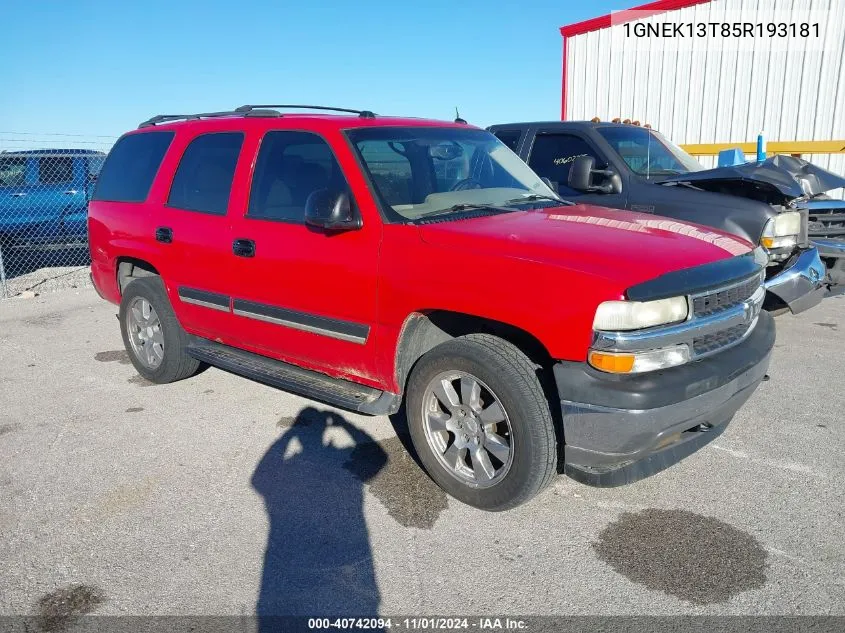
421, 370, 514, 488
126, 297, 164, 370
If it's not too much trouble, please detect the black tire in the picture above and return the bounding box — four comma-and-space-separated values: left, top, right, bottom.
119, 276, 201, 384
405, 334, 558, 511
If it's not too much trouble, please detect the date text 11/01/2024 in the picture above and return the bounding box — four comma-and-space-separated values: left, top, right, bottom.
307, 618, 528, 630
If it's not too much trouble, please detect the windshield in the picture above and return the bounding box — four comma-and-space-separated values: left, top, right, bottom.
0, 157, 27, 188
347, 127, 559, 221
597, 126, 703, 178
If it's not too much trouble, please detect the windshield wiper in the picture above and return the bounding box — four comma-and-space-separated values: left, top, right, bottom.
504, 194, 574, 206
413, 203, 513, 220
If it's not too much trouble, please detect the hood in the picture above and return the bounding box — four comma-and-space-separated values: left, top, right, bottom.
416, 205, 753, 288
657, 155, 845, 204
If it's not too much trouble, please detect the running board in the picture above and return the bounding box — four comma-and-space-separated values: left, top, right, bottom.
185, 338, 401, 415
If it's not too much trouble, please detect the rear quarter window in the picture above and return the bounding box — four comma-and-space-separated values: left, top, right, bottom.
93, 132, 175, 203
492, 129, 522, 152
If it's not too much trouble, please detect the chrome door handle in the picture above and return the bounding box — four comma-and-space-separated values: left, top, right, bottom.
63, 189, 78, 195
11, 192, 26, 197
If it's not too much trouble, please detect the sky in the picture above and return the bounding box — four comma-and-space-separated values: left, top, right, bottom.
0, 0, 625, 142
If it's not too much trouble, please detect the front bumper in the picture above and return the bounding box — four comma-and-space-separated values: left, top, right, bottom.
813, 238, 845, 259
556, 310, 775, 487
812, 238, 845, 287
764, 247, 826, 314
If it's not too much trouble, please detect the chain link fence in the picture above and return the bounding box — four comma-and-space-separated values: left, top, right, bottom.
0, 133, 116, 298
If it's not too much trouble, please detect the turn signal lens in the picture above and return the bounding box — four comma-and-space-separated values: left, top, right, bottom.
761, 235, 797, 249
589, 345, 691, 374
588, 351, 635, 373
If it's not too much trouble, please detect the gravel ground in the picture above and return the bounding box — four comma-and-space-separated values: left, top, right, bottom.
1, 266, 91, 298
0, 288, 843, 620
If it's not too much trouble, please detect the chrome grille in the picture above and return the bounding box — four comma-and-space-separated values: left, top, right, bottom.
802, 200, 845, 239
692, 275, 761, 318
693, 322, 753, 356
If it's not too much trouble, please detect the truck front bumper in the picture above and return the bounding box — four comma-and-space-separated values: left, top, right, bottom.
555, 310, 775, 487
764, 246, 826, 314
813, 238, 845, 259
812, 238, 845, 286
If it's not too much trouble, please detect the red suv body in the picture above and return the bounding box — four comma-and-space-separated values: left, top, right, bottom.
89, 107, 775, 509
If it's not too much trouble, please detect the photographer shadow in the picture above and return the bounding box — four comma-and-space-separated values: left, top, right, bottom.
252, 406, 387, 626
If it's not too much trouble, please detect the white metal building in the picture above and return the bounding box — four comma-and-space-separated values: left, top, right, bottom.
560, 0, 845, 195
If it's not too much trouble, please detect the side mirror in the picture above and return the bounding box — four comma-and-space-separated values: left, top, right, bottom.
304, 190, 362, 231
568, 155, 595, 191
602, 170, 623, 195
568, 155, 622, 195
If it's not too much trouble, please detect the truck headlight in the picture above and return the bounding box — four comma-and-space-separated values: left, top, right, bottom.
592, 296, 689, 331
589, 345, 691, 374
760, 211, 801, 250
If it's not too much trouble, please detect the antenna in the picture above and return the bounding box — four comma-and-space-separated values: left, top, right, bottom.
454, 107, 467, 124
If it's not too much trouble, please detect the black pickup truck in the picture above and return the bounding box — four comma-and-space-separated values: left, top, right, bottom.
488, 121, 845, 313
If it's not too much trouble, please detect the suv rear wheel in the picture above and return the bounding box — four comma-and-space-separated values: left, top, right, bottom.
405, 334, 557, 511
119, 276, 201, 384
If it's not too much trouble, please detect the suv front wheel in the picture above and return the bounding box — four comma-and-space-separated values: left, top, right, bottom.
405, 334, 558, 511
119, 276, 201, 384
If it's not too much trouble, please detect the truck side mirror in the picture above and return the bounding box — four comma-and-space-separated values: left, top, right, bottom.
568, 155, 596, 191
568, 155, 622, 195
600, 171, 623, 195
304, 189, 362, 231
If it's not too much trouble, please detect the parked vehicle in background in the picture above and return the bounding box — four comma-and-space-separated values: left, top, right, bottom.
89, 106, 774, 510
0, 149, 105, 249
488, 121, 836, 313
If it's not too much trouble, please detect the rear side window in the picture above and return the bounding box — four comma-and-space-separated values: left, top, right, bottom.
168, 132, 244, 215
528, 133, 601, 195
493, 129, 522, 152
247, 131, 349, 223
93, 132, 174, 203
39, 156, 73, 184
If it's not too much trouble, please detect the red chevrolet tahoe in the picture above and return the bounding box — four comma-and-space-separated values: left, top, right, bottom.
88, 105, 775, 510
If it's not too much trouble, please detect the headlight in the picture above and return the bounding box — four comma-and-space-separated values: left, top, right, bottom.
588, 345, 691, 374
761, 211, 801, 250
593, 296, 689, 331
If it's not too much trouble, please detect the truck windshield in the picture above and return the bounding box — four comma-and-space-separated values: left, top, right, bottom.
0, 157, 27, 187
347, 127, 559, 221
597, 127, 703, 178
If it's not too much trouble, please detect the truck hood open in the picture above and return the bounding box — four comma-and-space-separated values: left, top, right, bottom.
416, 205, 753, 288
657, 155, 845, 204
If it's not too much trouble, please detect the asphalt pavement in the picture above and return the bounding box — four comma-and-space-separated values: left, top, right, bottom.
0, 287, 843, 620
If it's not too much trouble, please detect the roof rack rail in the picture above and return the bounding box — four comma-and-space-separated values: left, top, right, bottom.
137, 104, 376, 129
138, 111, 242, 128
138, 109, 284, 128
235, 104, 376, 118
